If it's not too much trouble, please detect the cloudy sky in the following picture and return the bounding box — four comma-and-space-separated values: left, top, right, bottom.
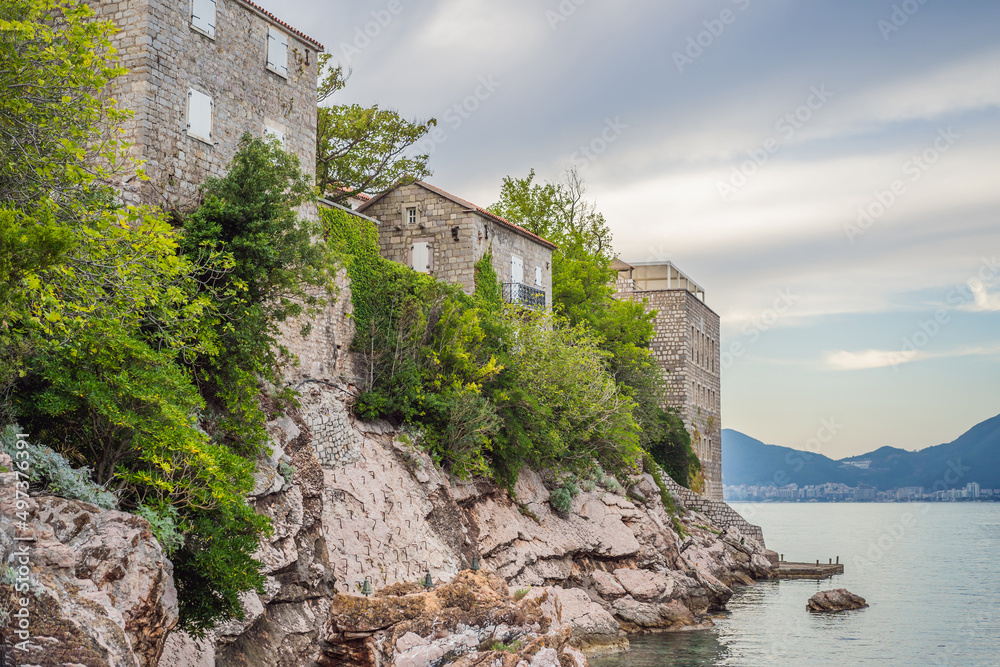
272, 0, 999, 458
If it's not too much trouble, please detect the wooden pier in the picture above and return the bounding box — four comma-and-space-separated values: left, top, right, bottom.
769, 557, 844, 580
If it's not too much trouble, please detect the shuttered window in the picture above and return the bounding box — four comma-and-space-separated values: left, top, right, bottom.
191, 0, 217, 38
267, 27, 289, 78
535, 266, 542, 286
412, 242, 431, 274
511, 255, 524, 284
187, 89, 213, 143
264, 125, 285, 146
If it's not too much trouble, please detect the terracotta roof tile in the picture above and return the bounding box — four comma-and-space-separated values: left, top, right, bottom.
237, 0, 325, 51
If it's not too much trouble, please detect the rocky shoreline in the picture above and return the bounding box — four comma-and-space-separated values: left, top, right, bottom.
0, 380, 769, 666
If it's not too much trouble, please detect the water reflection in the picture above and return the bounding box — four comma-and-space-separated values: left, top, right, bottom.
590, 630, 727, 667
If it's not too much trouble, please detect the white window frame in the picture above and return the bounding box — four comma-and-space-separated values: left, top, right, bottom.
407, 207, 417, 226
191, 0, 217, 39
186, 88, 213, 144
401, 204, 420, 227
267, 27, 289, 78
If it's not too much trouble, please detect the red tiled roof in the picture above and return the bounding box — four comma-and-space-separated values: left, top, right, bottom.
358, 181, 558, 250
237, 0, 325, 51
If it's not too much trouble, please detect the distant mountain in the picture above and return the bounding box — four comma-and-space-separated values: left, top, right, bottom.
723, 413, 1000, 490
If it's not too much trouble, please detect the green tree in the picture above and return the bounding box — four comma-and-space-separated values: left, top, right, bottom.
181, 134, 336, 454
315, 56, 436, 203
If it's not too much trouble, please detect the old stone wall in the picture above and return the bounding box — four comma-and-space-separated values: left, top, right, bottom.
659, 471, 764, 545
362, 183, 554, 306
619, 289, 723, 501
472, 215, 553, 307
90, 0, 320, 215
363, 183, 480, 292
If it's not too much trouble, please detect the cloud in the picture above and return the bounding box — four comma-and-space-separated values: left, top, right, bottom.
824, 343, 1000, 371
824, 349, 918, 371
964, 281, 1000, 312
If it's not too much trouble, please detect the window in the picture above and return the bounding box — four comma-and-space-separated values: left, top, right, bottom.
535, 265, 542, 286
267, 27, 289, 78
411, 240, 431, 274
191, 0, 217, 38
264, 125, 285, 146
510, 255, 523, 284
187, 89, 213, 144
407, 207, 417, 226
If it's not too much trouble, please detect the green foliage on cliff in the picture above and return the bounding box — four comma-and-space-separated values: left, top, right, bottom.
325, 210, 643, 489
490, 169, 702, 489
1, 6, 329, 633
180, 134, 336, 455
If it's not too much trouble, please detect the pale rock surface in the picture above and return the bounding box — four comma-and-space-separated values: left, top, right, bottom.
0, 467, 177, 667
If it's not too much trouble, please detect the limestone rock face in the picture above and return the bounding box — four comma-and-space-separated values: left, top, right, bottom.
807, 589, 869, 613
0, 462, 178, 667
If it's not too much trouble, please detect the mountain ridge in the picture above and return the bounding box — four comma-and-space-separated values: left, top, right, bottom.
722, 413, 1000, 489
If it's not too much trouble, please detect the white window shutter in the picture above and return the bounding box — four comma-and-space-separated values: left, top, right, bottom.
192, 0, 216, 38
268, 27, 288, 78
511, 255, 523, 284
264, 125, 284, 146
535, 266, 542, 286
412, 242, 430, 274
187, 89, 213, 143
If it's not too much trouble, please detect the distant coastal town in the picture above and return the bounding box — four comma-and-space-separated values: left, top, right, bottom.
724, 481, 996, 503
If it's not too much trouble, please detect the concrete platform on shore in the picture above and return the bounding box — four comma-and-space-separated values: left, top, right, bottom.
768, 561, 844, 579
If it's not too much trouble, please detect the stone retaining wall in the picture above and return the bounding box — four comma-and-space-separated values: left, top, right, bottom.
661, 474, 765, 546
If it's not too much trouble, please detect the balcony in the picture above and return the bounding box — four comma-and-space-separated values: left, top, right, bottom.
502, 282, 546, 308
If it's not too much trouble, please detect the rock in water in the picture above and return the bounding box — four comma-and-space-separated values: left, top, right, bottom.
806, 589, 868, 612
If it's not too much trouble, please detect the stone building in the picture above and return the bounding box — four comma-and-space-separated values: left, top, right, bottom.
614, 260, 723, 501
358, 181, 557, 306
89, 0, 323, 213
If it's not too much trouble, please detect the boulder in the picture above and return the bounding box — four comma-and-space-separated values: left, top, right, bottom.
524, 586, 625, 654
0, 471, 178, 667
807, 589, 868, 613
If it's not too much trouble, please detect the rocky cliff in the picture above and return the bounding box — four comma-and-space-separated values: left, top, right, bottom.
154, 380, 769, 666
2, 275, 768, 666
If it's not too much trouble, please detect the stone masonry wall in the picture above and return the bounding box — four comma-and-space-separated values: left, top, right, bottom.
659, 473, 764, 546
620, 289, 723, 501
364, 184, 479, 292
90, 0, 320, 215
472, 215, 553, 308
363, 183, 554, 306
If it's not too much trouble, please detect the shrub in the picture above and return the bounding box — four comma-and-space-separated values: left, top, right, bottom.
0, 425, 116, 509
137, 503, 186, 555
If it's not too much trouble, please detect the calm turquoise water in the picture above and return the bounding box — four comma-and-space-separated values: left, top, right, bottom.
592, 503, 1000, 666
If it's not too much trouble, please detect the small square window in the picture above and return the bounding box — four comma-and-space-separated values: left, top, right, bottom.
187, 88, 213, 144
267, 27, 289, 78
191, 0, 217, 38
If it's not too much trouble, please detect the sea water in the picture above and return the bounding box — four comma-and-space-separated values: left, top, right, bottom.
591, 503, 1000, 666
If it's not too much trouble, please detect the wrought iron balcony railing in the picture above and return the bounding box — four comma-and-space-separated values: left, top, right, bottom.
502, 282, 546, 308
